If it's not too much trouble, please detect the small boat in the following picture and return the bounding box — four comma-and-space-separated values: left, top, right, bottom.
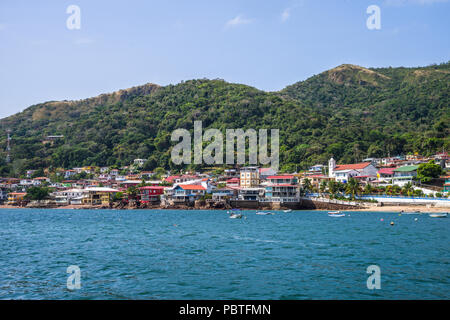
228, 209, 243, 219
429, 213, 448, 218
283, 209, 292, 213
402, 211, 421, 215
328, 211, 341, 214
256, 211, 274, 215
328, 211, 345, 217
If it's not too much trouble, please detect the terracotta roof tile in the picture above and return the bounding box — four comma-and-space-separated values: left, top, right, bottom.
335, 162, 371, 171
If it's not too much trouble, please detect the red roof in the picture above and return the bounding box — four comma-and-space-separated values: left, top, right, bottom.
165, 175, 180, 182
335, 162, 371, 171
139, 186, 165, 190
267, 175, 295, 179
227, 178, 240, 182
180, 185, 206, 191
378, 168, 395, 175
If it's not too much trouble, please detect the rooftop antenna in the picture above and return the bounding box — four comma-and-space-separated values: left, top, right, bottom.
5, 129, 11, 163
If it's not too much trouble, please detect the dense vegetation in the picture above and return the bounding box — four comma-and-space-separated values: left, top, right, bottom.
0, 62, 449, 176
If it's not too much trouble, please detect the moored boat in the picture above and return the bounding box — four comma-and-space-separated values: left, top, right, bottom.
429, 212, 448, 218
402, 210, 421, 215
256, 211, 274, 215
328, 211, 345, 217
283, 209, 292, 213
228, 209, 243, 219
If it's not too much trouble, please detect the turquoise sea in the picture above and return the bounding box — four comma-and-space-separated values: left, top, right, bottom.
0, 209, 448, 300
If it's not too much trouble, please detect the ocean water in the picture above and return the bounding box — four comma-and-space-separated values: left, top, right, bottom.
0, 209, 448, 300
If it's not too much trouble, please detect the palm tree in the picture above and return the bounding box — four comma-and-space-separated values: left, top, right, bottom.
337, 182, 346, 193
302, 178, 312, 194
392, 185, 401, 195
345, 178, 360, 200
127, 186, 139, 200
402, 182, 414, 197
385, 185, 392, 195
328, 180, 338, 198
319, 180, 327, 195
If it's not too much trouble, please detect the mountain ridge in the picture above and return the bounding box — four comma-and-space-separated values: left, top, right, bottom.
0, 62, 448, 176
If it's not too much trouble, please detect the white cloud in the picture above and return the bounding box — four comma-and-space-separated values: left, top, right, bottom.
225, 15, 254, 28
281, 8, 291, 22
384, 0, 449, 6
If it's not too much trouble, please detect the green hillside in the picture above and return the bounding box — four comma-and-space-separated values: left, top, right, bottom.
0, 62, 449, 176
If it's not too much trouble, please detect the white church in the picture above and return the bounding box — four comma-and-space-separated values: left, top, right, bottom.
328, 158, 378, 183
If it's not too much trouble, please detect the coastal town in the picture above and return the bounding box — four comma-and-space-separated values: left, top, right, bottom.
1, 152, 449, 211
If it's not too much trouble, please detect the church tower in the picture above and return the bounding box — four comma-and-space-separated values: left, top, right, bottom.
328, 157, 336, 177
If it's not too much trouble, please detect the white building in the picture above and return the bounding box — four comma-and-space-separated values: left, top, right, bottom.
52, 189, 87, 205
133, 159, 147, 167
308, 164, 325, 173
328, 158, 378, 183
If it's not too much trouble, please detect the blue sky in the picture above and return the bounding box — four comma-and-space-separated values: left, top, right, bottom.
0, 0, 449, 118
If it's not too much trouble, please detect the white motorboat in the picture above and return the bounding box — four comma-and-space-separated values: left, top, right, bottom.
228, 209, 243, 219
328, 211, 345, 217
429, 213, 448, 218
401, 210, 421, 215
283, 209, 292, 213
256, 211, 274, 215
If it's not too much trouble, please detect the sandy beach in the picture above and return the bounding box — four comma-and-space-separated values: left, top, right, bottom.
346, 205, 449, 213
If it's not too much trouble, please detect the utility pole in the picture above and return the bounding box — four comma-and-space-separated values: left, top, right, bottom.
5, 129, 11, 163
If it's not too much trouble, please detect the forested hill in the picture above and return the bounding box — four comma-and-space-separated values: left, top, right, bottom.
0, 62, 449, 176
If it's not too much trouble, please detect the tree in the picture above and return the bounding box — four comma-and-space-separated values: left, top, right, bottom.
113, 192, 124, 202
363, 183, 373, 195
302, 178, 312, 193
328, 180, 338, 198
417, 160, 443, 183
31, 168, 45, 179
345, 178, 360, 200
319, 180, 327, 194
154, 167, 166, 179
127, 186, 139, 200
25, 186, 50, 201
402, 182, 414, 196
138, 178, 148, 187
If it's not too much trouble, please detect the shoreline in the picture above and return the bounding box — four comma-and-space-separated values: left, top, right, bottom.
0, 204, 448, 213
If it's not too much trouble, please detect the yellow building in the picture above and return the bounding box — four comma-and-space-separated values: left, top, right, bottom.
82, 187, 119, 205
7, 192, 27, 205
240, 167, 260, 188
82, 166, 98, 174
